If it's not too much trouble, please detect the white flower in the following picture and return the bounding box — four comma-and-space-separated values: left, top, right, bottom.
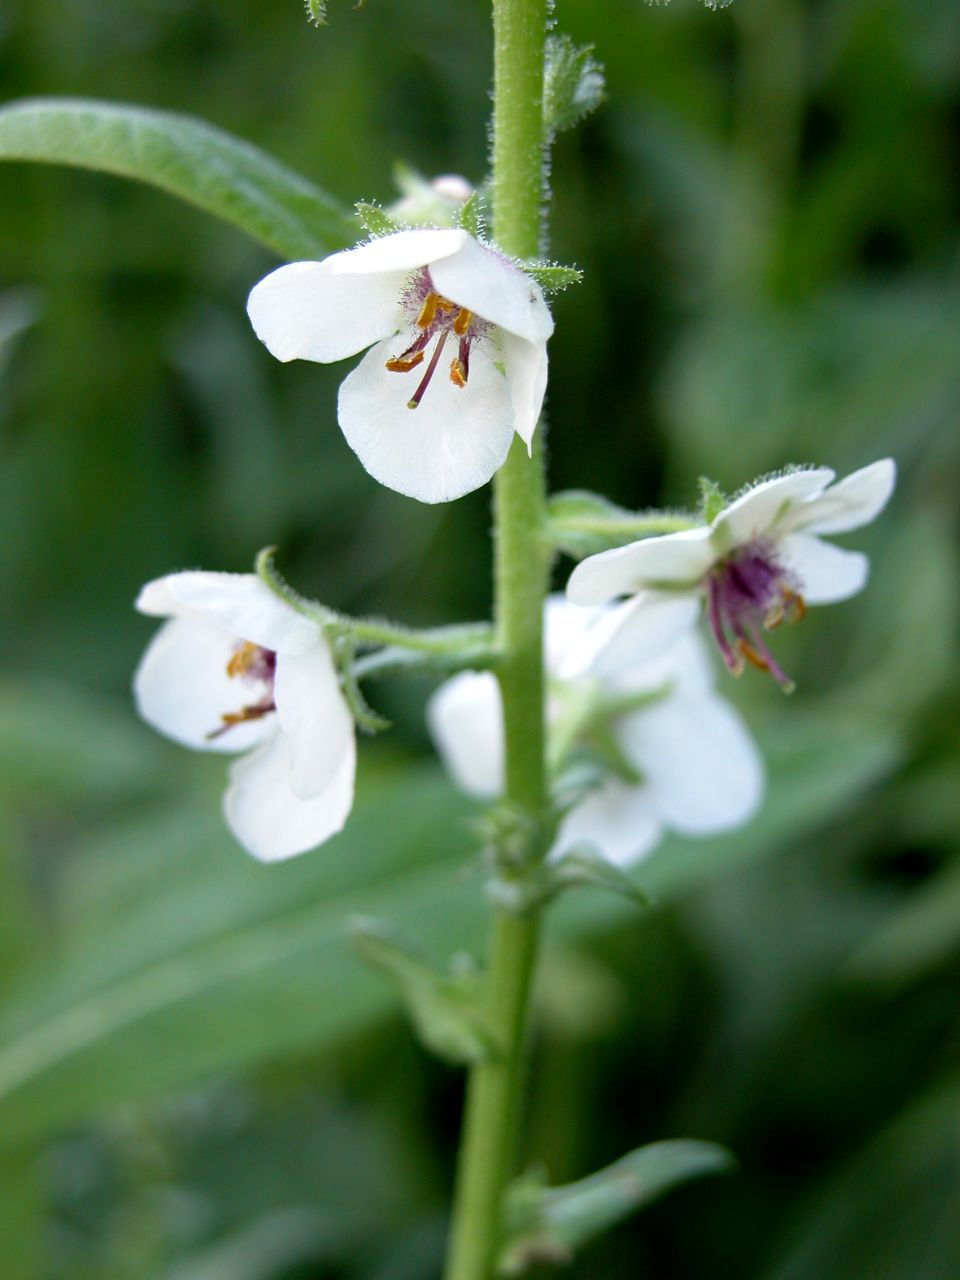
566, 459, 896, 689
133, 571, 355, 862
427, 598, 764, 868
247, 228, 554, 504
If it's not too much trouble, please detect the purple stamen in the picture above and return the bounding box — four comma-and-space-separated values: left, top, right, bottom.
706, 541, 802, 691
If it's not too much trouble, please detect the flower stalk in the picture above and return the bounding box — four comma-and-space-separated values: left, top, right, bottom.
443, 1, 550, 1276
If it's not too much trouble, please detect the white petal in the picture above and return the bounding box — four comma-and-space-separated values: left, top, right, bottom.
328, 228, 468, 275
565, 528, 715, 605
543, 596, 606, 674
499, 332, 548, 450
651, 631, 717, 699
247, 260, 403, 364
429, 237, 554, 343
338, 338, 514, 503
224, 730, 355, 862
554, 780, 662, 869
600, 626, 717, 702
714, 468, 834, 550
163, 572, 319, 655
135, 576, 181, 617
785, 458, 896, 536
274, 642, 354, 799
133, 613, 276, 754
427, 672, 503, 799
619, 695, 764, 836
780, 533, 869, 604
561, 593, 701, 682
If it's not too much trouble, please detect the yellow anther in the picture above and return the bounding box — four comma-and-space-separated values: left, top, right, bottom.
416, 291, 440, 328
452, 307, 473, 336
226, 641, 260, 679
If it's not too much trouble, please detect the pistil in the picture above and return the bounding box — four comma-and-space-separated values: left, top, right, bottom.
407, 329, 450, 409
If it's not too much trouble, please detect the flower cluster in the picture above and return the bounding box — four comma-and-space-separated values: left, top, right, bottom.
429, 598, 764, 867
131, 220, 896, 872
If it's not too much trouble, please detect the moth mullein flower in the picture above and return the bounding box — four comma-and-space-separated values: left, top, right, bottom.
133, 571, 355, 862
247, 228, 553, 504
566, 460, 896, 691
427, 598, 763, 868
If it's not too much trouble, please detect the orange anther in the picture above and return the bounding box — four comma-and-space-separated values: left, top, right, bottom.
736, 638, 771, 674
785, 590, 807, 624
453, 307, 473, 336
385, 351, 425, 373
449, 357, 467, 388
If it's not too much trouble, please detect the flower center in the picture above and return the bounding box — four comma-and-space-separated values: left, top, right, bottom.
706, 542, 806, 691
385, 268, 489, 409
207, 640, 277, 740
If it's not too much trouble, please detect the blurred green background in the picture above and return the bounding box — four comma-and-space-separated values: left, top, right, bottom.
1, 0, 959, 1275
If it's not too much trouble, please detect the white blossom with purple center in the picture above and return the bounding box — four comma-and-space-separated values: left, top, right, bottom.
428, 597, 764, 869
566, 460, 896, 690
247, 228, 553, 504
133, 571, 355, 862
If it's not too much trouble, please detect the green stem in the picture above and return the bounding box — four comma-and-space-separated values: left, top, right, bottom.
547, 511, 696, 541
443, 1, 550, 1277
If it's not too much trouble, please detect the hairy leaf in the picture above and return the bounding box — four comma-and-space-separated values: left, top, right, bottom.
543, 36, 606, 137
0, 98, 355, 260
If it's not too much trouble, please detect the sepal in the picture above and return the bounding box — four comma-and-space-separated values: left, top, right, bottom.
698, 475, 728, 524
543, 35, 606, 137
454, 191, 484, 238
350, 918, 499, 1065
305, 0, 368, 24
521, 263, 583, 293
499, 1141, 734, 1273
354, 200, 404, 237
335, 639, 391, 734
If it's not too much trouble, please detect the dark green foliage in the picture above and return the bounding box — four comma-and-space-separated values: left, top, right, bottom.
1, 0, 958, 1275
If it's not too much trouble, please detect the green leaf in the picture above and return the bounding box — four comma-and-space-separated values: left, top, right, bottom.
0, 696, 897, 1144
845, 854, 960, 989
0, 765, 484, 1144
543, 35, 606, 137
760, 1083, 960, 1280
501, 1140, 733, 1271
350, 918, 498, 1065
522, 263, 583, 293
0, 98, 355, 260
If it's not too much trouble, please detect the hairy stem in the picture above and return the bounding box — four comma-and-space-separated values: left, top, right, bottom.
442, 1, 550, 1276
